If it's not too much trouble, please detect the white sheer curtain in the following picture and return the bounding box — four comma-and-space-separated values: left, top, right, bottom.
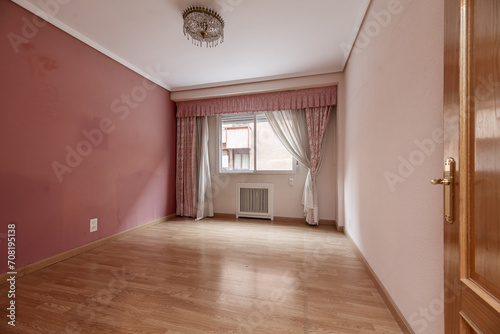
264, 109, 310, 166
195, 116, 214, 220
265, 109, 316, 224
265, 107, 332, 225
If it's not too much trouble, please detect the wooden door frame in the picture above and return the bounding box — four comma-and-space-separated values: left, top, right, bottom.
443, 0, 462, 332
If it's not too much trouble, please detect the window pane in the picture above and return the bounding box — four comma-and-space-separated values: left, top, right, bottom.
255, 113, 294, 171
221, 115, 254, 171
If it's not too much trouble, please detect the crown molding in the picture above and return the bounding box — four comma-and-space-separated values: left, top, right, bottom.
10, 0, 172, 91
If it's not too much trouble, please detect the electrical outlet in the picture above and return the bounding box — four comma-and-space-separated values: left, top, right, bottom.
90, 218, 98, 232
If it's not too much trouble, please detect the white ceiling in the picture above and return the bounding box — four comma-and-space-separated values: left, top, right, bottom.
12, 0, 369, 91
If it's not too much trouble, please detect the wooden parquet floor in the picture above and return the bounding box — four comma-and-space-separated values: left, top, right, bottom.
0, 218, 403, 333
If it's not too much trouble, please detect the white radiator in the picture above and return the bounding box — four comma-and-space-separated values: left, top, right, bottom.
236, 183, 274, 220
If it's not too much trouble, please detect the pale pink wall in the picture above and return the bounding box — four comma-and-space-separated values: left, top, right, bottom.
0, 2, 176, 274
341, 0, 444, 333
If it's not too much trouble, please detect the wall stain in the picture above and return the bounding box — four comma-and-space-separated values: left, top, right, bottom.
20, 42, 36, 51
38, 55, 59, 71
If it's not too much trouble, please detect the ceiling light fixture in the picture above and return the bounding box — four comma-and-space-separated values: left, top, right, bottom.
182, 6, 224, 48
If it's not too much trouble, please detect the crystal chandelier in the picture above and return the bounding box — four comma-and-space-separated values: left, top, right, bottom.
182, 6, 224, 48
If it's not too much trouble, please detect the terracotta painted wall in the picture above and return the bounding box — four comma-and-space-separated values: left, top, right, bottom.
0, 2, 176, 274
341, 0, 444, 333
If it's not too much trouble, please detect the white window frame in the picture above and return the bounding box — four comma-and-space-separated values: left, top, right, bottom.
217, 114, 298, 174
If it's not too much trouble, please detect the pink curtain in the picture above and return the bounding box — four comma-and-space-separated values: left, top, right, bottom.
303, 106, 333, 225
176, 117, 197, 217
176, 86, 337, 118
175, 87, 337, 221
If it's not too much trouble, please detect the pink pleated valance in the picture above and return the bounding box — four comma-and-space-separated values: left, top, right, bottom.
176, 85, 337, 118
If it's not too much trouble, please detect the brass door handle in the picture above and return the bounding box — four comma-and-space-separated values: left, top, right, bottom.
431, 157, 455, 223
431, 178, 451, 185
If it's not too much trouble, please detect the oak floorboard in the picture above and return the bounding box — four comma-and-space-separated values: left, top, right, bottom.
0, 218, 403, 333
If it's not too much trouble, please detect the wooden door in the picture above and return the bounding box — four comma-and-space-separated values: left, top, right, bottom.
443, 0, 500, 332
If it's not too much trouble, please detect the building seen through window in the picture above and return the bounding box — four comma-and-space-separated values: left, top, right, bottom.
220, 113, 295, 172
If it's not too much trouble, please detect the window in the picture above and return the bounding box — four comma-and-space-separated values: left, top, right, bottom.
219, 113, 296, 173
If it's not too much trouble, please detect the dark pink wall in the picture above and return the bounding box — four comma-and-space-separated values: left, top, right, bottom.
0, 2, 176, 274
